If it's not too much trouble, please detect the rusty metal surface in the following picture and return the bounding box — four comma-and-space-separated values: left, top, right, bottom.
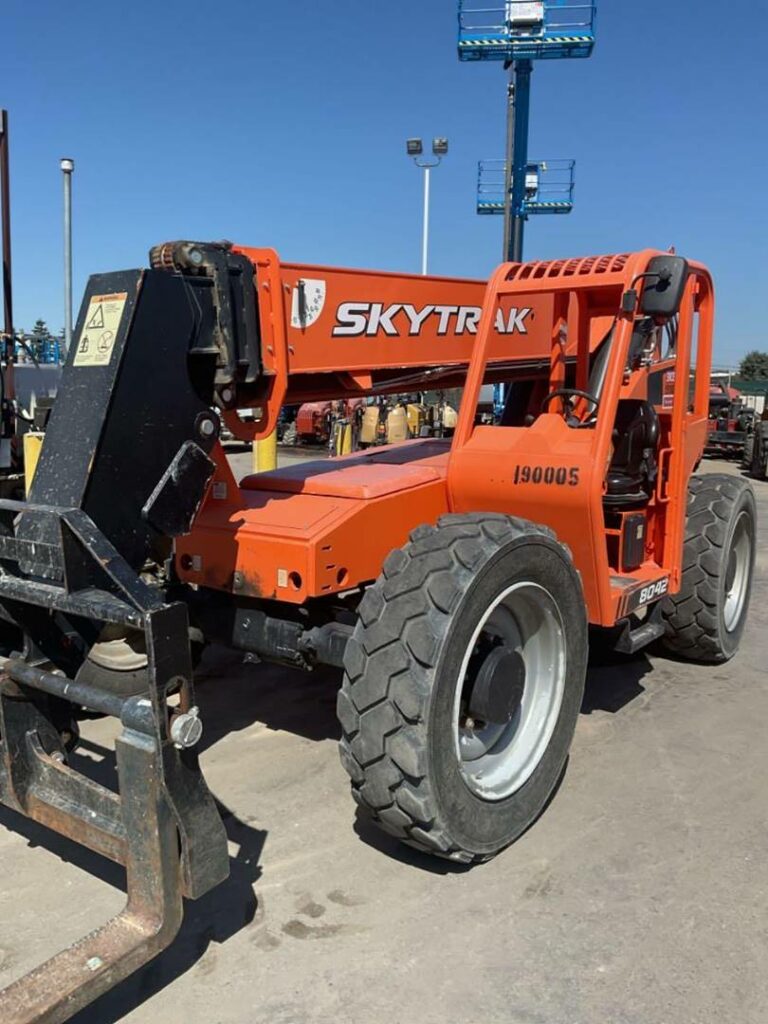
0, 729, 183, 1024
0, 502, 228, 1022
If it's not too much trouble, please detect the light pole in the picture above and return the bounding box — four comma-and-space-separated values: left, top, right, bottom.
406, 137, 448, 276
1, 111, 13, 352
60, 157, 74, 354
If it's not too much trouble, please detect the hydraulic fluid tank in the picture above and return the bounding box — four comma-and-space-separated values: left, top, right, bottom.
359, 406, 380, 445
386, 405, 409, 444
407, 403, 426, 437
443, 404, 458, 430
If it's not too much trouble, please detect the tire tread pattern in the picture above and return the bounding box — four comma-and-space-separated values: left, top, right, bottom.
661, 473, 752, 663
338, 513, 558, 863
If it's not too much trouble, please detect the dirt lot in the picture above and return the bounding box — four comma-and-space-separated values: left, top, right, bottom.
0, 455, 765, 1024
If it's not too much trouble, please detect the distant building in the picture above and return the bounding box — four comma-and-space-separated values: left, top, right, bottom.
731, 378, 768, 415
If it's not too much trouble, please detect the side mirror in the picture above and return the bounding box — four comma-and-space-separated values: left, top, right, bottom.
640, 255, 689, 318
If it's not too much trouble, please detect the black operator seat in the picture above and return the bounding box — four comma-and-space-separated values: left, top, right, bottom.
603, 399, 660, 506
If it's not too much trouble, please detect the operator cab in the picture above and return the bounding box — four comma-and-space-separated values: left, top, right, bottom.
586, 318, 662, 508
496, 255, 689, 578
541, 255, 687, 508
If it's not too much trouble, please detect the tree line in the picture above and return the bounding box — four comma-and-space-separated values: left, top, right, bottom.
12, 319, 64, 362
738, 351, 768, 381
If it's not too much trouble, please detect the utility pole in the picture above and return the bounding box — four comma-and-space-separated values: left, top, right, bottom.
1, 111, 13, 349
60, 158, 74, 354
1, 108, 15, 415
502, 73, 515, 262
421, 163, 431, 277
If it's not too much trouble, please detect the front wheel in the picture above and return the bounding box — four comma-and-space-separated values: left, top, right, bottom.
661, 474, 756, 663
337, 513, 587, 863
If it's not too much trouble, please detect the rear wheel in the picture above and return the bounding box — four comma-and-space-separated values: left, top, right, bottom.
748, 425, 768, 481
337, 513, 587, 863
661, 474, 756, 663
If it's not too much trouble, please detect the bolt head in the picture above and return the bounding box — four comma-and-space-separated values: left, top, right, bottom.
170, 707, 203, 749
199, 417, 215, 437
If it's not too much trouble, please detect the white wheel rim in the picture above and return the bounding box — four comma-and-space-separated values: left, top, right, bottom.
452, 582, 567, 802
723, 511, 751, 633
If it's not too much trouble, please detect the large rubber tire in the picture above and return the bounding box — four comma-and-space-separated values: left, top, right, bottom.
742, 432, 754, 471
337, 513, 587, 863
660, 474, 756, 663
748, 426, 768, 481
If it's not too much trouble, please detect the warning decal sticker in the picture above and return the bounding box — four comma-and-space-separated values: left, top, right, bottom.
73, 292, 128, 367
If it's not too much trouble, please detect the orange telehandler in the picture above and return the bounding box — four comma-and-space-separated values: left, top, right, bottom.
0, 241, 756, 1021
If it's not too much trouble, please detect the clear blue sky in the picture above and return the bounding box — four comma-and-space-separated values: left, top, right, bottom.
3, 0, 766, 365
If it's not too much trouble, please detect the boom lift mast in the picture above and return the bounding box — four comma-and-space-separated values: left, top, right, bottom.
458, 1, 597, 259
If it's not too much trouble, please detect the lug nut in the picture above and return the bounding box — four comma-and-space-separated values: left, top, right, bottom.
170, 707, 203, 749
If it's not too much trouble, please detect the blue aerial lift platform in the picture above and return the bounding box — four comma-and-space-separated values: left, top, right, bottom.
477, 158, 575, 215
458, 1, 596, 61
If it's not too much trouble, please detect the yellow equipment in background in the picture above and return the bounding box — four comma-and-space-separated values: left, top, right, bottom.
332, 419, 353, 456
359, 405, 381, 446
23, 432, 44, 495
385, 404, 409, 444
442, 403, 458, 431
252, 429, 277, 472
406, 402, 426, 438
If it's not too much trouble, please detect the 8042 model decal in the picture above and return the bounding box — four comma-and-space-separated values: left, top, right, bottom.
636, 578, 669, 605
513, 464, 579, 487
620, 577, 670, 616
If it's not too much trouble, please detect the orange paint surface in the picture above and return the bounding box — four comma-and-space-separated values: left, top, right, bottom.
176, 249, 715, 628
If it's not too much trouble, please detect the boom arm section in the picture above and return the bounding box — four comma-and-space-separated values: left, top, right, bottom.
148, 240, 603, 442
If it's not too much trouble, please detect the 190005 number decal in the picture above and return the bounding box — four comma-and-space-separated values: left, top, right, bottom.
513, 464, 579, 487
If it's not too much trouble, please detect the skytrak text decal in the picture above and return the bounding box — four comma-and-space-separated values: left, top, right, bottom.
331, 302, 532, 338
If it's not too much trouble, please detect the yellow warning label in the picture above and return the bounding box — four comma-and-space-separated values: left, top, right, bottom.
73, 292, 128, 367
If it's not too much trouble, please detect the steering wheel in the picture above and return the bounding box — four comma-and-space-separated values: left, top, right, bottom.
541, 388, 600, 428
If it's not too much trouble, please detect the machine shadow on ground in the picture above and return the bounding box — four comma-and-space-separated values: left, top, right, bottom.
581, 649, 652, 714
0, 792, 265, 1024
194, 647, 343, 746
65, 795, 265, 1024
